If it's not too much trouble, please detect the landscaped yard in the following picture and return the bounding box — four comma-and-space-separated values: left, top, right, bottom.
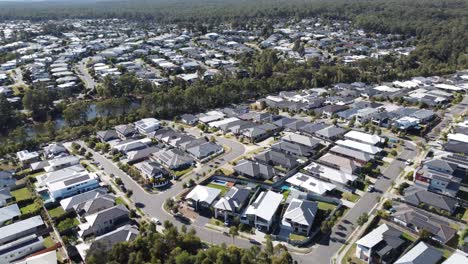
43, 235, 56, 248
343, 192, 360, 203
57, 218, 80, 232
12, 187, 34, 201
317, 201, 337, 211
219, 167, 234, 176
209, 218, 224, 226
115, 197, 128, 207
289, 233, 307, 241
401, 232, 416, 242
48, 206, 66, 219
341, 243, 366, 264
206, 183, 229, 196
173, 167, 193, 178
20, 201, 41, 215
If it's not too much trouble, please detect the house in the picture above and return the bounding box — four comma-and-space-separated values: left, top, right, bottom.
126, 146, 160, 164
60, 188, 109, 212
135, 118, 160, 135
185, 185, 221, 211
254, 149, 299, 171
0, 234, 45, 264
442, 250, 468, 264
36, 165, 86, 188
0, 188, 13, 206
0, 215, 45, 245
96, 130, 119, 142
344, 131, 383, 146
31, 156, 80, 173
233, 159, 277, 180
214, 186, 251, 221
414, 158, 463, 197
187, 142, 223, 161
298, 122, 329, 136
180, 114, 199, 125
115, 124, 136, 140
13, 250, 57, 264
355, 223, 404, 264
113, 138, 151, 154
318, 153, 361, 174
329, 145, 374, 164
314, 125, 347, 141
445, 133, 468, 155
281, 198, 317, 236
242, 123, 279, 143
286, 172, 336, 195
76, 225, 139, 261
304, 161, 357, 186
43, 143, 68, 159
134, 161, 170, 187
241, 190, 283, 231
403, 186, 458, 214
391, 203, 456, 244
78, 204, 130, 238
46, 172, 100, 201
0, 204, 20, 226
394, 241, 442, 264
336, 139, 382, 155
152, 149, 194, 170
16, 150, 40, 167
393, 116, 419, 130
73, 194, 116, 217
278, 133, 321, 155
317, 104, 348, 117
0, 171, 16, 189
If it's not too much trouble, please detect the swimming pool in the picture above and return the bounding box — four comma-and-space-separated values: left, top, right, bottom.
212, 179, 228, 186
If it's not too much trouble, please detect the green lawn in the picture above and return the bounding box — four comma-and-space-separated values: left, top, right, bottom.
289, 233, 307, 241
20, 202, 41, 215
11, 187, 34, 201
206, 183, 229, 196
48, 206, 66, 219
343, 193, 360, 203
462, 208, 468, 222
318, 201, 337, 211
341, 243, 366, 264
115, 197, 128, 207
173, 167, 193, 178
209, 218, 224, 226
401, 232, 416, 242
57, 218, 80, 232
43, 236, 56, 248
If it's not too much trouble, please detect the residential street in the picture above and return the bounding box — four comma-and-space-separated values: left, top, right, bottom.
79, 135, 255, 248
293, 140, 418, 264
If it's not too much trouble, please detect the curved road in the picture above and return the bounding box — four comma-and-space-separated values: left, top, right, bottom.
80, 136, 254, 248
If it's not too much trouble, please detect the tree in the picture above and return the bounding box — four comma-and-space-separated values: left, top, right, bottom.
357, 213, 369, 226
0, 94, 15, 133
63, 102, 90, 126
229, 226, 239, 244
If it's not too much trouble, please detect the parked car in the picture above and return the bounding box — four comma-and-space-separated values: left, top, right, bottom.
119, 184, 127, 193
249, 239, 261, 245
367, 185, 375, 192
151, 217, 161, 225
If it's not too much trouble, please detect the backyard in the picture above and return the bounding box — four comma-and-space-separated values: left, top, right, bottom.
48, 206, 66, 219
11, 187, 34, 201
206, 183, 230, 196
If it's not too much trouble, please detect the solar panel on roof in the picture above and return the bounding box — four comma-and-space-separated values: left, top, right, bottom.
64, 175, 90, 186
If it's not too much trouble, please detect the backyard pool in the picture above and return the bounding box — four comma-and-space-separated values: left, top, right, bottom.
212, 179, 228, 186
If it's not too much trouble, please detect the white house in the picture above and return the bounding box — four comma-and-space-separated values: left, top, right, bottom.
134, 118, 160, 135
241, 190, 283, 231
46, 172, 100, 201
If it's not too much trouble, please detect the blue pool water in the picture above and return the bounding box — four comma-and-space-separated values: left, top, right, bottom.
212, 179, 228, 186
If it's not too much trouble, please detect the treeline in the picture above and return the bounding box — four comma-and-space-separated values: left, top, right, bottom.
86, 221, 293, 264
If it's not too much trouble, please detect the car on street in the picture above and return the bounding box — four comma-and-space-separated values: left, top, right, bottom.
367, 185, 375, 192
151, 217, 161, 225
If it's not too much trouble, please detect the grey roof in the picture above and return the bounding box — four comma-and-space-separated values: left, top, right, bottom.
0, 204, 20, 224
153, 149, 194, 169
329, 145, 373, 162
214, 186, 250, 212
0, 215, 44, 244
404, 186, 457, 212
91, 225, 139, 252
74, 194, 116, 216
395, 242, 442, 264
60, 188, 108, 211
233, 159, 277, 179
115, 124, 135, 136
315, 125, 346, 139
271, 141, 315, 156
97, 130, 119, 141
0, 188, 12, 202
181, 114, 198, 123
254, 149, 299, 169
282, 133, 320, 148
187, 142, 223, 159
85, 204, 129, 228
273, 117, 299, 127
283, 198, 317, 226
285, 120, 308, 131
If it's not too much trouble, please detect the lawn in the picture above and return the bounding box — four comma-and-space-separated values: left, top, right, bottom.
317, 201, 337, 211
57, 218, 80, 232
463, 208, 468, 222
20, 202, 41, 215
219, 167, 234, 176
209, 218, 224, 226
401, 232, 416, 242
173, 167, 193, 178
206, 183, 229, 196
289, 233, 307, 241
342, 193, 360, 203
43, 236, 56, 248
48, 206, 66, 219
12, 187, 34, 201
115, 197, 128, 207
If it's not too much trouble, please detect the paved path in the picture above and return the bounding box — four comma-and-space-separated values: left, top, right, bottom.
293, 140, 418, 264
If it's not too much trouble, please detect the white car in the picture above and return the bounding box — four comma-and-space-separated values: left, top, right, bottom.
367, 185, 375, 192
151, 217, 161, 225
